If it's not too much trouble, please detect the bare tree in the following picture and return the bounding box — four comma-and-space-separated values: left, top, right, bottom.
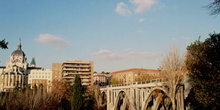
51, 79, 71, 103
161, 46, 187, 110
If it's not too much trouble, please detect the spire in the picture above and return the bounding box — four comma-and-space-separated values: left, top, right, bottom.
17, 38, 22, 50
30, 56, 36, 67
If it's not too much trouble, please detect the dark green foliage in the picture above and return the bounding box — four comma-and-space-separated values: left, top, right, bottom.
101, 71, 110, 74
185, 89, 206, 110
83, 94, 95, 110
207, 0, 220, 15
70, 75, 84, 110
0, 39, 8, 49
186, 33, 220, 109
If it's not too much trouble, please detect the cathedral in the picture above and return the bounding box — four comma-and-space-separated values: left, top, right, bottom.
0, 40, 42, 92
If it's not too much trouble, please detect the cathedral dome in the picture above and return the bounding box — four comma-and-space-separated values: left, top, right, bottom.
11, 40, 26, 57
11, 49, 25, 57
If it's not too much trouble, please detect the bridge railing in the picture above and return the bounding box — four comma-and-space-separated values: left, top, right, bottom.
100, 78, 164, 89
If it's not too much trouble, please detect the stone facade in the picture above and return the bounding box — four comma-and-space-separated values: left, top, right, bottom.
0, 40, 46, 92
62, 60, 94, 88
110, 68, 161, 84
28, 69, 52, 92
52, 63, 62, 81
93, 73, 108, 86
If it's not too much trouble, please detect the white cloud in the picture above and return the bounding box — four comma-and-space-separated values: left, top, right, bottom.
116, 2, 132, 15
125, 49, 161, 59
91, 49, 111, 55
139, 18, 145, 23
91, 49, 161, 61
130, 0, 157, 14
91, 50, 122, 60
35, 34, 69, 49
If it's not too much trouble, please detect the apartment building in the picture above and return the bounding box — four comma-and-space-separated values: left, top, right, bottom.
52, 63, 62, 81
110, 68, 161, 84
28, 69, 52, 92
62, 60, 93, 87
93, 73, 108, 86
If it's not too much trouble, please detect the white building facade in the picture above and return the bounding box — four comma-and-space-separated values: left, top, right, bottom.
0, 40, 50, 92
0, 40, 29, 92
28, 69, 52, 92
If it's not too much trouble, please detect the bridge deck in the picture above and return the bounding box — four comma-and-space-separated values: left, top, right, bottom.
100, 78, 164, 90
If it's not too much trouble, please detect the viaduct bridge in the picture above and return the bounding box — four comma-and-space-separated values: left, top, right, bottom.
99, 78, 190, 110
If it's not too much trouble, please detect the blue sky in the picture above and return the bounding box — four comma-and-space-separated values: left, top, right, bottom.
0, 0, 219, 72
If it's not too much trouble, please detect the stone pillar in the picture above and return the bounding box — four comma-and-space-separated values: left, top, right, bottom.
11, 75, 14, 86
136, 88, 139, 110
2, 75, 5, 86
15, 73, 17, 85
107, 89, 112, 110
4, 75, 7, 87
8, 74, 10, 86
112, 90, 114, 104
22, 75, 24, 88
18, 75, 21, 86
140, 89, 143, 110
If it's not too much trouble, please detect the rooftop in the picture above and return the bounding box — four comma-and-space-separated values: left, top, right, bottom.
110, 68, 160, 75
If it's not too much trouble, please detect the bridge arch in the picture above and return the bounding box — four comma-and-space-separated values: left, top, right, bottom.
98, 90, 107, 110
113, 90, 130, 110
101, 91, 107, 105
143, 87, 171, 110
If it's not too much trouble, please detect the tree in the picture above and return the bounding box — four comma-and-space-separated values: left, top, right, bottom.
101, 71, 110, 74
51, 79, 71, 103
207, 0, 220, 15
186, 33, 220, 109
161, 46, 187, 110
137, 73, 162, 81
110, 78, 121, 85
70, 75, 84, 110
0, 39, 8, 49
93, 85, 107, 110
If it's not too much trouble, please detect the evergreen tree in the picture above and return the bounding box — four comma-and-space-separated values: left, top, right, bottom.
0, 39, 8, 49
70, 75, 84, 110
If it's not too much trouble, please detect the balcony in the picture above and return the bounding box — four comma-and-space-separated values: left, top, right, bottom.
63, 72, 91, 76
63, 63, 90, 67
81, 79, 91, 83
82, 83, 90, 86
62, 68, 77, 71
